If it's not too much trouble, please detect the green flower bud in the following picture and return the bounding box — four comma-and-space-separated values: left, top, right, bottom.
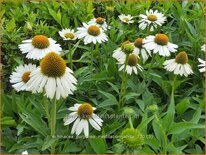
121, 41, 134, 54
120, 128, 144, 148
123, 107, 135, 116
147, 104, 158, 111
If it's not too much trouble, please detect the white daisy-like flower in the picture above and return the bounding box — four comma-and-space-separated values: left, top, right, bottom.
139, 9, 166, 31
88, 17, 108, 30
112, 41, 136, 62
118, 14, 134, 24
21, 150, 28, 155
59, 28, 77, 41
163, 51, 193, 77
10, 64, 37, 92
201, 44, 205, 52
76, 23, 108, 44
19, 35, 62, 60
119, 53, 143, 75
133, 37, 151, 62
27, 52, 77, 100
143, 34, 178, 57
198, 58, 205, 72
63, 103, 103, 138
113, 43, 143, 75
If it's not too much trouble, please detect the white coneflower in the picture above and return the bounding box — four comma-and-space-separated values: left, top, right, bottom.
113, 41, 143, 75
64, 103, 103, 138
19, 35, 62, 60
139, 9, 166, 31
59, 28, 77, 41
119, 53, 143, 75
27, 52, 77, 100
133, 37, 151, 62
10, 64, 37, 92
198, 58, 205, 73
118, 14, 134, 24
21, 150, 28, 155
88, 17, 108, 30
163, 51, 193, 77
201, 44, 205, 52
76, 23, 108, 44
143, 34, 178, 56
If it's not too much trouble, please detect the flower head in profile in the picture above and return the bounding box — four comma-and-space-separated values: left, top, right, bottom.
19, 35, 62, 60
27, 52, 77, 100
64, 103, 103, 138
133, 37, 151, 62
198, 58, 205, 73
76, 23, 108, 44
59, 28, 77, 41
163, 51, 193, 77
120, 128, 144, 148
88, 17, 108, 30
139, 9, 166, 31
143, 33, 178, 56
201, 44, 205, 52
113, 41, 143, 75
10, 64, 37, 92
118, 14, 134, 24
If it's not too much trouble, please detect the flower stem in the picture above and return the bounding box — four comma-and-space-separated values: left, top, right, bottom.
128, 115, 134, 129
50, 98, 57, 154
119, 54, 129, 109
68, 43, 73, 70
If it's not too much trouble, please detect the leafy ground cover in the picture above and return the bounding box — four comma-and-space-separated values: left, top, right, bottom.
1, 1, 205, 154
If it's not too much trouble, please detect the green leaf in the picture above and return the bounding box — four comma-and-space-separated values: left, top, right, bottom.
137, 115, 155, 132
176, 98, 190, 114
89, 138, 106, 154
6, 18, 15, 32
1, 116, 16, 126
107, 81, 119, 94
97, 99, 117, 108
152, 118, 167, 152
98, 90, 118, 103
41, 136, 57, 151
168, 122, 205, 135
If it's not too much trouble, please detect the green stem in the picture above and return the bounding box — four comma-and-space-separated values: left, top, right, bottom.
50, 98, 57, 154
119, 54, 129, 109
171, 75, 177, 104
146, 24, 152, 36
68, 43, 73, 70
128, 116, 134, 129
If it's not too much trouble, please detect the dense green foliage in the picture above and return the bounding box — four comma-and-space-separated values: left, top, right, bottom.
1, 1, 205, 154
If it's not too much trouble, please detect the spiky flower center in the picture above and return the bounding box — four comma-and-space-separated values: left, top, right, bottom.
123, 17, 129, 22
64, 32, 75, 39
175, 51, 188, 64
22, 71, 31, 83
120, 128, 144, 148
134, 38, 143, 48
40, 52, 66, 77
147, 14, 157, 21
32, 35, 50, 49
87, 25, 100, 36
77, 103, 93, 119
154, 34, 169, 45
128, 54, 138, 66
96, 17, 104, 24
